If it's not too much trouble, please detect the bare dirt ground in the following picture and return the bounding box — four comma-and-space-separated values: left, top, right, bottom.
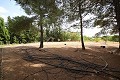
1, 42, 120, 80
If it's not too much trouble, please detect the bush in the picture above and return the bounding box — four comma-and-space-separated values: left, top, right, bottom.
84, 36, 94, 41
111, 35, 119, 42
22, 38, 27, 43
0, 41, 3, 45
94, 38, 102, 42
61, 32, 80, 41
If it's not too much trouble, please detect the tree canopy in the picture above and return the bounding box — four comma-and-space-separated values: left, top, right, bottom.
7, 16, 33, 33
14, 0, 63, 48
91, 0, 120, 48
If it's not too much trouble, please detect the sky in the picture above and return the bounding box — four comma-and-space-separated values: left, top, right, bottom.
0, 0, 101, 37
0, 0, 27, 21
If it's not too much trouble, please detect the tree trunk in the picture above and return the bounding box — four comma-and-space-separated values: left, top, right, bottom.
119, 25, 120, 49
79, 3, 85, 50
39, 23, 43, 48
113, 0, 120, 49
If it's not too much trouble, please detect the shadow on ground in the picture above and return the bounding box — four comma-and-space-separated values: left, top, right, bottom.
2, 45, 120, 80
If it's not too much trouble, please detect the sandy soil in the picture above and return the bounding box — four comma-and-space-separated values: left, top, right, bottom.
1, 42, 120, 80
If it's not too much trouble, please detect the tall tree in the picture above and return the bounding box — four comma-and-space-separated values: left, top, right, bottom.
14, 0, 63, 48
113, 0, 120, 48
61, 0, 95, 50
92, 0, 120, 48
78, 2, 85, 50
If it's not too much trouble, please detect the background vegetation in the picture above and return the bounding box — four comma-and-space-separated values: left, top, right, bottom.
0, 16, 119, 45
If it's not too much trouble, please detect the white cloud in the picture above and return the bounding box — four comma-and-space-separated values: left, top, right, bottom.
0, 7, 8, 14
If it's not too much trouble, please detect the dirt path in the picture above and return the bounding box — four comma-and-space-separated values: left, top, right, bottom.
1, 42, 120, 80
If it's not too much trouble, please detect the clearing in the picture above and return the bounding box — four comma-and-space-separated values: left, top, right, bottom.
1, 42, 120, 80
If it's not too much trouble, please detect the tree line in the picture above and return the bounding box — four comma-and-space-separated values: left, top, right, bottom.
0, 16, 81, 44
0, 0, 120, 49
0, 16, 119, 45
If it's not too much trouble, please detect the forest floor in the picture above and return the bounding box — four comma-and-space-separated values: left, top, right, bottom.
1, 42, 120, 80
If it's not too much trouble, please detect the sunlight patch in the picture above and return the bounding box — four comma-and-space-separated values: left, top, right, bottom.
5, 67, 14, 71
30, 64, 46, 67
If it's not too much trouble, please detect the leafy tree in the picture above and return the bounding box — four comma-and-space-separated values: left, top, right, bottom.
14, 0, 63, 48
7, 16, 34, 44
7, 16, 33, 33
92, 0, 120, 48
0, 17, 9, 44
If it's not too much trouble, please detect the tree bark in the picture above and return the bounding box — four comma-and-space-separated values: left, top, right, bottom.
113, 0, 120, 49
79, 3, 85, 50
39, 23, 44, 48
